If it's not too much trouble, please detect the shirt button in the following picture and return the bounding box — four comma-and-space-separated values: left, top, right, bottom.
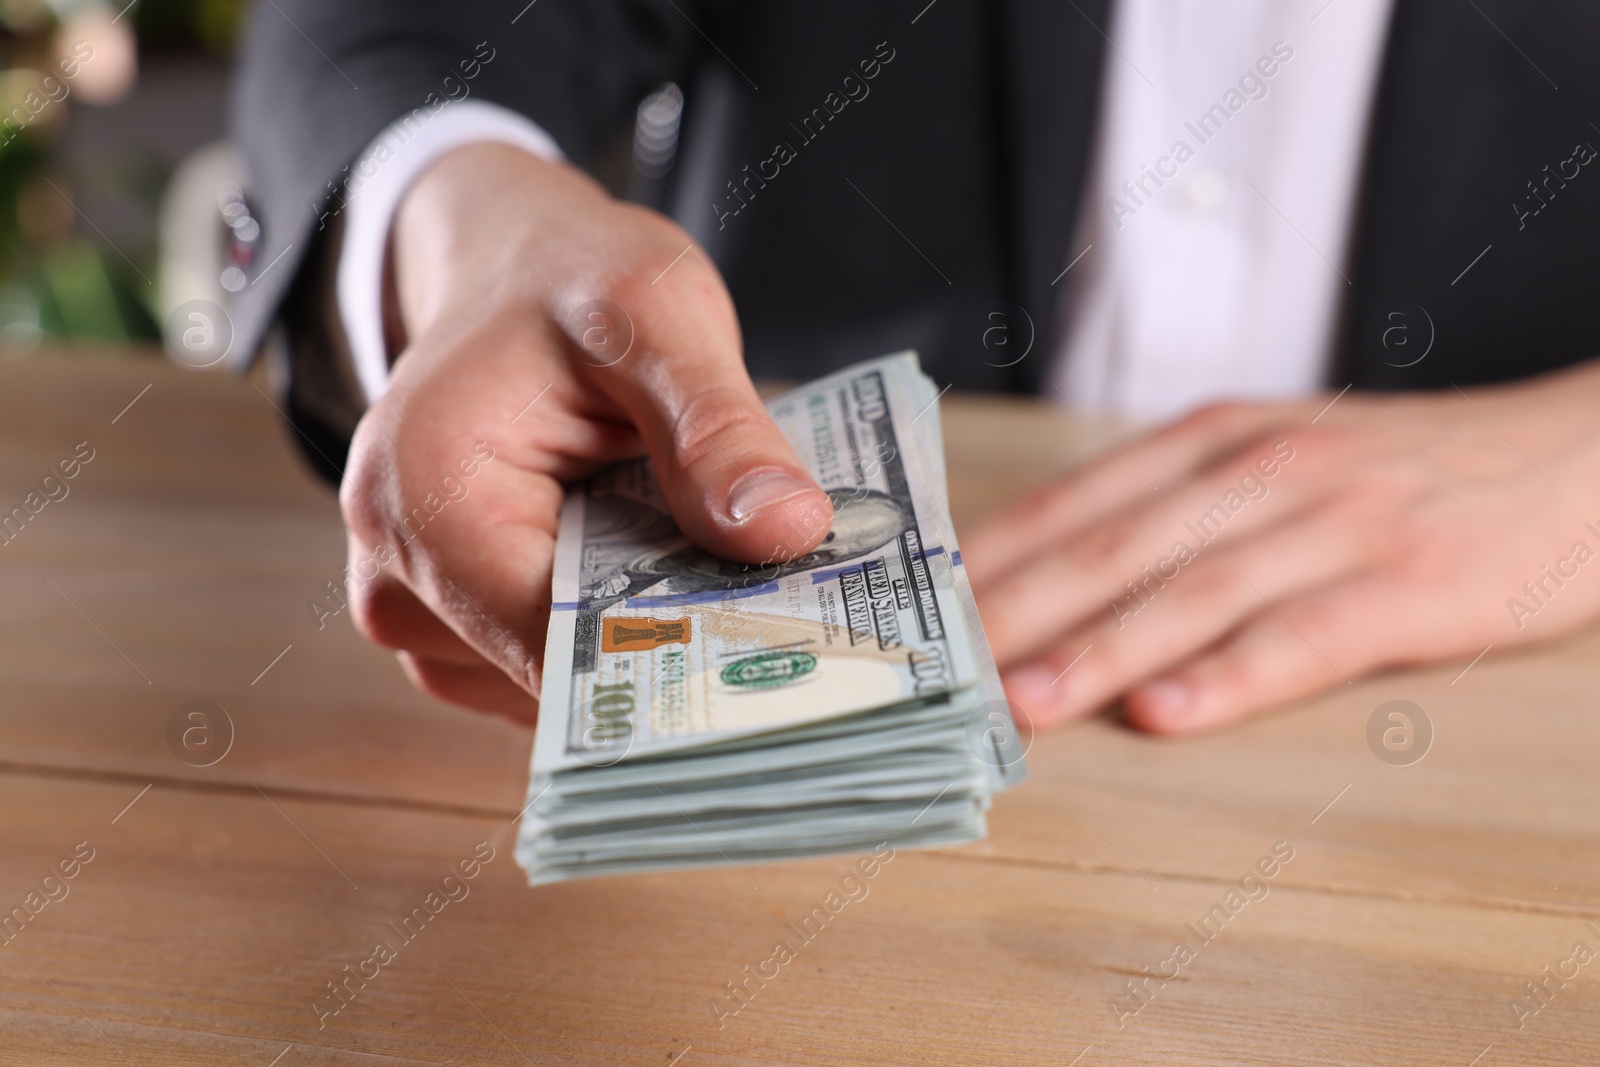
1183, 170, 1228, 212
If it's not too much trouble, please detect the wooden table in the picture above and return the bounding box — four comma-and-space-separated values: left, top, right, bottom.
2, 351, 1598, 1066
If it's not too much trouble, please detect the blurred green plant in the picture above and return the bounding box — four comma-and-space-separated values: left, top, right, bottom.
0, 0, 244, 351
133, 0, 245, 57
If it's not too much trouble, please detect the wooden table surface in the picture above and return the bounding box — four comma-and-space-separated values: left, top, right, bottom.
2, 351, 1598, 1066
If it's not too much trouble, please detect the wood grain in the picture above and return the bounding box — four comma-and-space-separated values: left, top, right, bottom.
1, 351, 1598, 1065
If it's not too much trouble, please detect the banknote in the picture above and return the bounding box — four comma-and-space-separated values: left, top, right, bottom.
517, 352, 1027, 885
532, 352, 981, 773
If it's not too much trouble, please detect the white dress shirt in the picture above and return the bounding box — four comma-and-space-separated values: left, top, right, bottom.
337, 1, 1394, 416
1053, 0, 1394, 418
337, 100, 564, 404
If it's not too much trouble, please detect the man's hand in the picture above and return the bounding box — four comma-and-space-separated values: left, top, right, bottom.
964, 364, 1600, 734
338, 144, 833, 722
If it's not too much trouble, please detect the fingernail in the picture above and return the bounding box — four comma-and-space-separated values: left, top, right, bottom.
1134, 679, 1192, 724
727, 470, 816, 522
1004, 665, 1059, 720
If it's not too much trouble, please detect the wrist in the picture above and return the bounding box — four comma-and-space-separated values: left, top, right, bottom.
389, 143, 604, 344
336, 102, 568, 406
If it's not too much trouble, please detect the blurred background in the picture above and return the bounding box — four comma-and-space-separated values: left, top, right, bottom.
0, 0, 676, 367
0, 0, 242, 357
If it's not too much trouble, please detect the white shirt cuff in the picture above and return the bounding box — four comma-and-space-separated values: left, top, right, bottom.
335, 99, 565, 405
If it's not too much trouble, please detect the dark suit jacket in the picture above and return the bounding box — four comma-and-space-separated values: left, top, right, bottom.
230, 0, 1600, 483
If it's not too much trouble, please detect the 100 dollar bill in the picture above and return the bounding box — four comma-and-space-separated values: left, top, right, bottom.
533, 353, 979, 773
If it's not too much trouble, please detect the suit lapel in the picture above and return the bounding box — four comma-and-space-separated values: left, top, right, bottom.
994, 0, 1110, 393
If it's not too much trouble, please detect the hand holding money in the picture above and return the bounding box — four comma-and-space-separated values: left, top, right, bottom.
517, 353, 1027, 884
338, 144, 834, 720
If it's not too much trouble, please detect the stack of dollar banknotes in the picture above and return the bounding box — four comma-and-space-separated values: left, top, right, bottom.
515, 353, 1028, 885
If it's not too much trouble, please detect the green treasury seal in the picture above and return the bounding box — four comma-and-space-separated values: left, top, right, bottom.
720, 650, 818, 689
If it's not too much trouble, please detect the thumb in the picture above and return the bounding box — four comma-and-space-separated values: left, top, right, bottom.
630, 374, 835, 564
573, 293, 832, 562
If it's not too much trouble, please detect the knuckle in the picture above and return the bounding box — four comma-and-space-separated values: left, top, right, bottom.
344, 577, 413, 650
338, 429, 390, 547
1037, 648, 1077, 682
338, 404, 454, 585
670, 385, 771, 470
599, 218, 702, 301
1036, 641, 1107, 705
1359, 458, 1430, 507
595, 262, 660, 314
1181, 400, 1254, 434
396, 653, 468, 706
1056, 638, 1110, 682
339, 405, 430, 563
1221, 431, 1303, 484
1196, 399, 1249, 423
1277, 598, 1337, 643
616, 201, 693, 250
1291, 424, 1347, 453
1073, 525, 1127, 571
1181, 564, 1245, 610
591, 221, 730, 319
1209, 653, 1264, 697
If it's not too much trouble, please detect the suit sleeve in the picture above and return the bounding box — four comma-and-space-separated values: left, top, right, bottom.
227, 0, 702, 478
